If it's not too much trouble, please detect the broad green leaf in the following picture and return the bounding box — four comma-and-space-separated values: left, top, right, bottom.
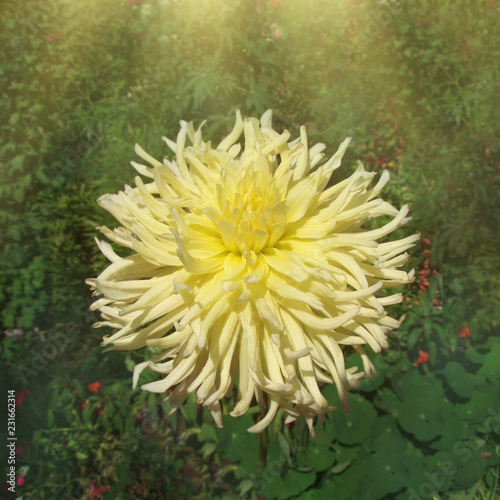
477, 344, 500, 382
367, 415, 406, 453
329, 394, 376, 445
297, 429, 335, 472
397, 382, 444, 441
260, 466, 317, 500
443, 361, 479, 399
216, 413, 259, 474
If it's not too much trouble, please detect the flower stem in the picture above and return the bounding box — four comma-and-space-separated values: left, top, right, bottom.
259, 426, 268, 468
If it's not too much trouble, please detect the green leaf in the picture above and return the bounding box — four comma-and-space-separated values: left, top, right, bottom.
216, 413, 259, 475
199, 422, 218, 443
124, 355, 136, 373
407, 327, 421, 349
429, 450, 488, 491
466, 348, 486, 365
443, 361, 479, 399
20, 173, 32, 188
238, 479, 254, 496
373, 387, 400, 416
367, 415, 406, 453
391, 369, 444, 402
260, 466, 317, 500
35, 169, 51, 184
297, 429, 335, 472
201, 441, 217, 458
477, 344, 500, 382
180, 391, 198, 424
277, 431, 291, 462
328, 393, 377, 445
13, 188, 24, 202
10, 154, 25, 173
397, 380, 445, 441
463, 384, 500, 428
320, 457, 364, 499
330, 460, 351, 475
358, 449, 411, 499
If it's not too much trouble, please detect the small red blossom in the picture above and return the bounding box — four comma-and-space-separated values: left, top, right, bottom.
415, 350, 429, 366
88, 382, 103, 394
80, 401, 87, 410
136, 412, 142, 421
16, 476, 25, 486
89, 482, 110, 499
433, 299, 440, 309
15, 389, 30, 407
459, 326, 471, 339
414, 236, 439, 299
46, 33, 62, 42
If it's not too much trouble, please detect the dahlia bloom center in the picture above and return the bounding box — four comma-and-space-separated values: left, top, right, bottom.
206, 166, 285, 257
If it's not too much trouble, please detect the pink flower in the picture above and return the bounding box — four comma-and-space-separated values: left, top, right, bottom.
17, 476, 25, 486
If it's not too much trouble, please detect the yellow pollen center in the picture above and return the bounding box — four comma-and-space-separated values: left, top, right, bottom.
208, 167, 288, 257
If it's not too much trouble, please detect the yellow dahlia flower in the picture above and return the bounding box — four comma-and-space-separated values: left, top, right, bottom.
87, 111, 418, 433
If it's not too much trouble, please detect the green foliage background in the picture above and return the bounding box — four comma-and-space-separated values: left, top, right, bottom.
1, 0, 499, 498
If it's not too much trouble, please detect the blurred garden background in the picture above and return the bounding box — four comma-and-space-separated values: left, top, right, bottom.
1, 0, 499, 498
